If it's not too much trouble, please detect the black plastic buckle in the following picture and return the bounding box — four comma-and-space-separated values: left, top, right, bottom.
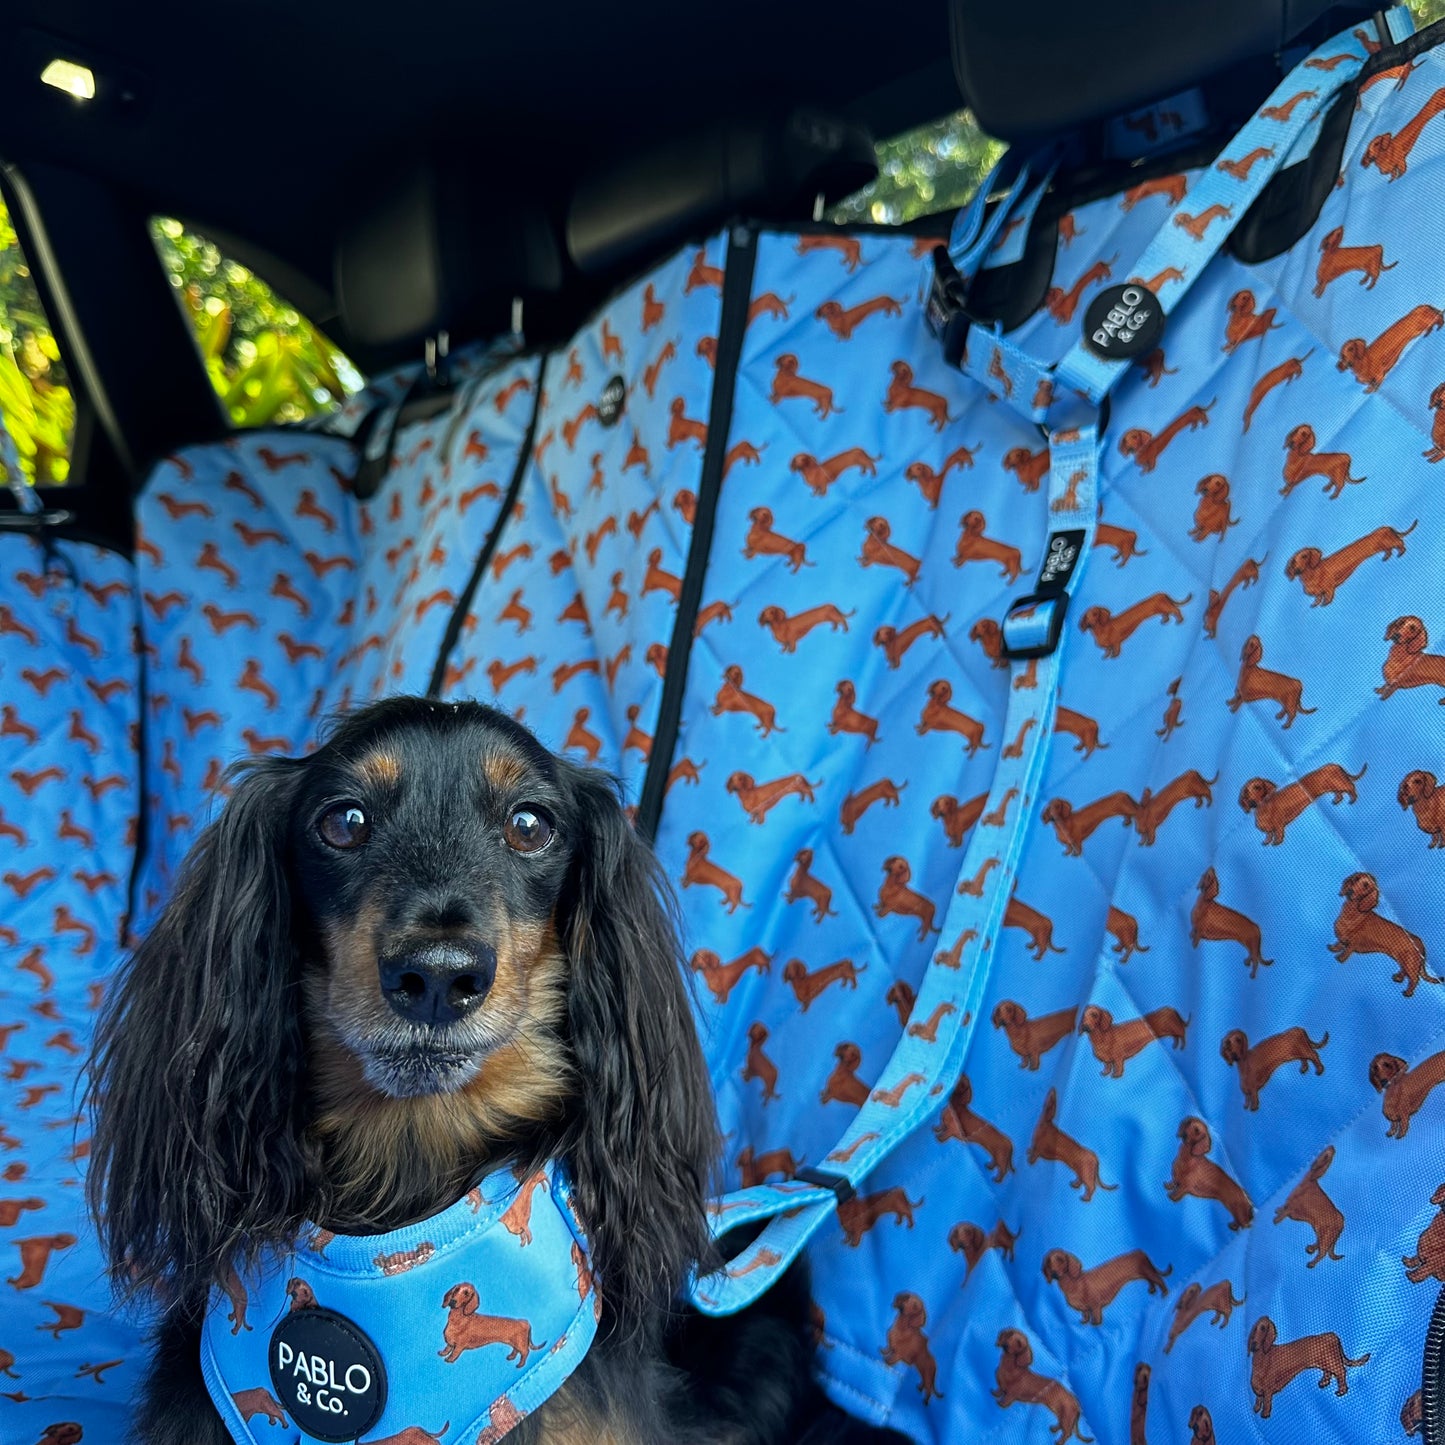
1001, 591, 1071, 660
795, 1167, 856, 1206
925, 245, 970, 370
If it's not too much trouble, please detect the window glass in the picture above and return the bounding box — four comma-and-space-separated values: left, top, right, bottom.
0, 193, 75, 486
151, 218, 364, 429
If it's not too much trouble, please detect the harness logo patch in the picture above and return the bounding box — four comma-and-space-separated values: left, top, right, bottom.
1037, 530, 1086, 593
1082, 283, 1165, 360
269, 1305, 387, 1441
598, 375, 626, 427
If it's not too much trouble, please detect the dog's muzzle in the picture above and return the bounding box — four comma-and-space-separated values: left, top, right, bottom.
379, 939, 497, 1025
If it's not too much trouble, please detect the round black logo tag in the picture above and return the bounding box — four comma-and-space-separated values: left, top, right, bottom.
598, 375, 626, 428
1082, 284, 1165, 360
269, 1306, 387, 1442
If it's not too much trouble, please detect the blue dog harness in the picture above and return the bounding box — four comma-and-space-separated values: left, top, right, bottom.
201, 1159, 599, 1443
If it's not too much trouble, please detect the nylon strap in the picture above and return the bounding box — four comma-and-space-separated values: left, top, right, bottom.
684, 14, 1395, 1315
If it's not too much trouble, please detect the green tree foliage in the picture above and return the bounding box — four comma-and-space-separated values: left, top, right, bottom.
149, 219, 362, 430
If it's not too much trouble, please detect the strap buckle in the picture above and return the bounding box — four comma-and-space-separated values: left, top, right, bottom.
1001, 591, 1070, 660
794, 1167, 856, 1205
924, 246, 970, 370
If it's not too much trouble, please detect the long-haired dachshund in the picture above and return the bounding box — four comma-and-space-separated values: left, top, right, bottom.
90, 698, 895, 1444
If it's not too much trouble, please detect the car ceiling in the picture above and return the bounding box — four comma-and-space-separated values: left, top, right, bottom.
0, 1, 958, 304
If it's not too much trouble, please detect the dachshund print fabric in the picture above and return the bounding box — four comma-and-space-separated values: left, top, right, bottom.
5, 20, 1445, 1441
201, 1161, 599, 1443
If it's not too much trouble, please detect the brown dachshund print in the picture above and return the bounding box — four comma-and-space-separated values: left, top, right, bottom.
934, 1076, 1015, 1181
820, 1042, 869, 1106
712, 664, 784, 737
1028, 1089, 1117, 1202
874, 613, 949, 669
837, 1186, 923, 1246
1189, 473, 1237, 541
1221, 1026, 1328, 1111
858, 516, 921, 586
884, 360, 952, 431
1106, 906, 1150, 963
1045, 257, 1116, 325
1117, 402, 1213, 472
1242, 352, 1309, 431
1427, 381, 1445, 462
1314, 225, 1397, 295
953, 510, 1024, 580
789, 447, 879, 496
815, 295, 904, 338
829, 679, 881, 746
969, 617, 1010, 670
882, 1292, 943, 1402
232, 1387, 289, 1425
1286, 521, 1415, 604
1191, 867, 1273, 977
1338, 304, 1444, 390
743, 506, 811, 571
1078, 593, 1190, 658
6, 1232, 76, 1290
1331, 872, 1437, 995
917, 679, 989, 755
689, 946, 769, 1004
439, 1282, 542, 1364
785, 847, 838, 921
1003, 893, 1066, 959
735, 1147, 801, 1187
931, 791, 987, 847
1280, 423, 1365, 498
1403, 1181, 1445, 1282
1405, 1388, 1425, 1436
841, 777, 906, 834
1164, 1280, 1246, 1352
1039, 792, 1136, 856
1122, 173, 1188, 209
1273, 1144, 1345, 1267
875, 856, 938, 940
782, 956, 864, 1010
1378, 615, 1445, 701
1222, 291, 1280, 353
1227, 635, 1316, 728
1041, 1246, 1171, 1324
1239, 762, 1365, 844
741, 1022, 779, 1104
1165, 1118, 1253, 1230
992, 1001, 1077, 1070
1003, 445, 1052, 493
1055, 705, 1107, 757
1203, 556, 1261, 638
682, 833, 750, 914
1361, 86, 1445, 179
1079, 1003, 1188, 1078
1372, 1050, 1445, 1138
1132, 1365, 1152, 1445
771, 354, 842, 417
1174, 204, 1233, 240
1095, 515, 1147, 566
758, 602, 855, 653
1247, 1316, 1368, 1418
1400, 770, 1445, 847
1131, 769, 1216, 845
948, 1219, 1019, 1279
992, 1328, 1092, 1442
725, 770, 820, 824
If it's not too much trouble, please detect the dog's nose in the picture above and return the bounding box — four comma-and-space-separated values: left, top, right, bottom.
379, 940, 497, 1025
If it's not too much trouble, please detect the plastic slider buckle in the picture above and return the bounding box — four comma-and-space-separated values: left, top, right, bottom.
924, 246, 970, 370
1001, 591, 1070, 660
794, 1167, 857, 1206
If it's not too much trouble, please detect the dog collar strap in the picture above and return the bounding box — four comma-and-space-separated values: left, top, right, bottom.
685, 14, 1397, 1317
200, 1158, 600, 1444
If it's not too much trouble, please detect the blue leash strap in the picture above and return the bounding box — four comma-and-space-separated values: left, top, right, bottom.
685, 13, 1399, 1316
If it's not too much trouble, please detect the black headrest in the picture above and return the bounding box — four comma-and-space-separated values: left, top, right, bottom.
952, 2, 1384, 143
567, 108, 878, 276
335, 165, 563, 350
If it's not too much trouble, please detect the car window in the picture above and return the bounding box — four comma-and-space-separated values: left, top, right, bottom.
0, 189, 75, 486
150, 218, 364, 430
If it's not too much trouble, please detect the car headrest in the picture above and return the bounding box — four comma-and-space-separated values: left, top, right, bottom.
951, 1, 1384, 143
335, 165, 563, 350
567, 108, 878, 276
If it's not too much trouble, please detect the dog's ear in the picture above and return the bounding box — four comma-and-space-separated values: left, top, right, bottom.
88, 755, 310, 1306
558, 764, 717, 1343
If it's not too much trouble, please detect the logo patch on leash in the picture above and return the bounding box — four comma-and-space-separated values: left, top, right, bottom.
269, 1306, 387, 1441
598, 375, 626, 427
1082, 284, 1164, 359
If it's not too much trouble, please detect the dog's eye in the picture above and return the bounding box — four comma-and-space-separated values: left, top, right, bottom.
317, 802, 371, 850
504, 807, 554, 854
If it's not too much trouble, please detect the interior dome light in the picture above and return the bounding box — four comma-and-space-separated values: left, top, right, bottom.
40, 59, 96, 101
